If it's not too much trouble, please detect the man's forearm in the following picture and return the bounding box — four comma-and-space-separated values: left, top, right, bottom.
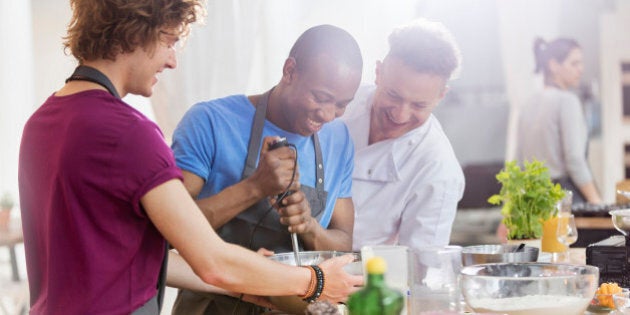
299, 198, 354, 251
300, 224, 353, 251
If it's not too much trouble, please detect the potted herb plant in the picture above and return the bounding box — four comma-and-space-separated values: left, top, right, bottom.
0, 191, 15, 230
488, 160, 565, 242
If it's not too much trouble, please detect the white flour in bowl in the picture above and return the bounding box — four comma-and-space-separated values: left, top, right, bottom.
468, 294, 590, 315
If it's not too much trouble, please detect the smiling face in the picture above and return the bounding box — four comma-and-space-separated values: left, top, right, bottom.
549, 47, 583, 90
123, 30, 179, 97
370, 56, 447, 143
275, 54, 362, 136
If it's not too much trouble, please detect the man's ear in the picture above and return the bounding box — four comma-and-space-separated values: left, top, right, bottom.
282, 57, 297, 84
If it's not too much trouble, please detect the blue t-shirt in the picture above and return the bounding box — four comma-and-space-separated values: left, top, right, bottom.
171, 94, 354, 228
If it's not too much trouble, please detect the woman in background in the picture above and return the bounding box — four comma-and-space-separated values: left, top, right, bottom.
515, 37, 602, 204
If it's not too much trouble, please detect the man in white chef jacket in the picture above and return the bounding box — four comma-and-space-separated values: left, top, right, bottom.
342, 19, 464, 253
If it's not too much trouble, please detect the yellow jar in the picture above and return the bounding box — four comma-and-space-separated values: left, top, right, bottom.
541, 216, 567, 253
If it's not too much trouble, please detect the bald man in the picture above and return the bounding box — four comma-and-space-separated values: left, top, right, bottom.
170, 24, 363, 314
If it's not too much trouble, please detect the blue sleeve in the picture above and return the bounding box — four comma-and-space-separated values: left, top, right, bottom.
171, 102, 216, 181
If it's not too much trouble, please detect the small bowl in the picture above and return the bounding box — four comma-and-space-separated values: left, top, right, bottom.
461, 244, 539, 266
460, 263, 599, 315
590, 288, 630, 311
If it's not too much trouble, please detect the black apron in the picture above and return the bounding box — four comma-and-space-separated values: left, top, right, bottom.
218, 89, 328, 252
66, 66, 165, 314
171, 89, 328, 315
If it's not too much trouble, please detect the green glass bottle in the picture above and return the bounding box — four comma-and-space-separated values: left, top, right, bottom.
347, 256, 405, 315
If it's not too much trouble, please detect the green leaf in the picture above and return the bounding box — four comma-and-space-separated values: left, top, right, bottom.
487, 195, 501, 205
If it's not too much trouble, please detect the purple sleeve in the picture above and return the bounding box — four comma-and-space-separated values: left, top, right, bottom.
110, 119, 183, 217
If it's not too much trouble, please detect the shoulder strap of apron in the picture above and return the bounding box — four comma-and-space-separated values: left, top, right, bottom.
312, 132, 324, 192
242, 88, 325, 196
66, 65, 121, 99
242, 90, 272, 177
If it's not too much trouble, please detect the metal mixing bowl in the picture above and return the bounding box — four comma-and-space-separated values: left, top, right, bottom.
610, 209, 630, 236
460, 263, 599, 315
267, 251, 361, 315
461, 244, 539, 266
269, 250, 360, 266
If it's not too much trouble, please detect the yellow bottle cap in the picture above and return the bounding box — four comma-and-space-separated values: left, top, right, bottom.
366, 256, 387, 274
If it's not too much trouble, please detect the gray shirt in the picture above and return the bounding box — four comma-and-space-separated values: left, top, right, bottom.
515, 87, 592, 185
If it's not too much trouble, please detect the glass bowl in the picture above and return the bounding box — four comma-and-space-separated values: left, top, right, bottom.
609, 209, 630, 237
614, 292, 630, 314
460, 263, 599, 315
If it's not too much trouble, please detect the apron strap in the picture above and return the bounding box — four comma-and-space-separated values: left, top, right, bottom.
156, 242, 169, 312
313, 132, 324, 192
242, 90, 272, 178
66, 65, 121, 98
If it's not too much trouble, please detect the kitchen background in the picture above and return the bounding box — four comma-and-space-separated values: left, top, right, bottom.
2, 0, 630, 313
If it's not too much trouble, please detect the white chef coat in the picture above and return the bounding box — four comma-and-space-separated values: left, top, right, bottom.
342, 86, 465, 252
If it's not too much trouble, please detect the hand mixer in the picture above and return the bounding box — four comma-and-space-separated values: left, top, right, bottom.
269, 137, 302, 266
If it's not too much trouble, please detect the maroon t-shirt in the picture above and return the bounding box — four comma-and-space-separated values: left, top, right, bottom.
18, 90, 182, 314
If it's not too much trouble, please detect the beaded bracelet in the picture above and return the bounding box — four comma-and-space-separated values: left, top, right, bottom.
298, 266, 317, 300
303, 265, 325, 303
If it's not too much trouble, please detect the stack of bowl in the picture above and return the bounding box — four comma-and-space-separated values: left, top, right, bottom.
461, 244, 539, 266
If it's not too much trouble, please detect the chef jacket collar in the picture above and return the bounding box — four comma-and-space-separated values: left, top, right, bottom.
353, 114, 433, 183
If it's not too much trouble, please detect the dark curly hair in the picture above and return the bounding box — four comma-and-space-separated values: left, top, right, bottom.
64, 0, 205, 63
